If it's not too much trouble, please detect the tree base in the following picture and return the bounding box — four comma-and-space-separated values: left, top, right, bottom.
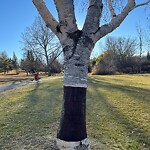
56, 138, 90, 150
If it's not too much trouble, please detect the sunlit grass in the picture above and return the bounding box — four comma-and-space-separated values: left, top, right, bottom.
87, 74, 150, 149
0, 78, 63, 150
0, 74, 149, 149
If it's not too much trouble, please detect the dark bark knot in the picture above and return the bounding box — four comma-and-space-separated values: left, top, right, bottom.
63, 30, 94, 60
75, 63, 84, 67
80, 35, 94, 49
65, 30, 83, 60
56, 25, 62, 33
68, 30, 83, 43
56, 21, 68, 34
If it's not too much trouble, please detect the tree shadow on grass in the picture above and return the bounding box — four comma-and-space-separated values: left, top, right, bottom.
91, 78, 150, 102
0, 81, 62, 150
87, 77, 150, 149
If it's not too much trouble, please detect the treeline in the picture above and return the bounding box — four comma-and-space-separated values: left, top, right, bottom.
0, 51, 19, 74
89, 37, 150, 75
0, 50, 62, 75
20, 50, 62, 75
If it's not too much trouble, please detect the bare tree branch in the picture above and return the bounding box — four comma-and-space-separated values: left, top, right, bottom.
94, 0, 136, 42
49, 50, 63, 66
135, 0, 150, 8
48, 45, 61, 57
107, 0, 116, 18
32, 0, 59, 35
93, 0, 150, 42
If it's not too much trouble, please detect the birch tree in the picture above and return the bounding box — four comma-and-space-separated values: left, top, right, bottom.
32, 0, 150, 149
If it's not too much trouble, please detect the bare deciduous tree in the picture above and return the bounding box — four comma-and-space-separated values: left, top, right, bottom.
93, 36, 137, 74
136, 24, 144, 58
107, 36, 137, 57
21, 16, 62, 75
145, 22, 150, 50
32, 0, 150, 149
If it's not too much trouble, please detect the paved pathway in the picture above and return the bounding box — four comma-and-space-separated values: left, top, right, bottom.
0, 81, 34, 92
0, 76, 63, 93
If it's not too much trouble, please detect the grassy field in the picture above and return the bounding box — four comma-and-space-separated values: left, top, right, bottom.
0, 74, 149, 150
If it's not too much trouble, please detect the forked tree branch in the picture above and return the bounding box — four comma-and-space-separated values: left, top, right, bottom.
94, 0, 150, 42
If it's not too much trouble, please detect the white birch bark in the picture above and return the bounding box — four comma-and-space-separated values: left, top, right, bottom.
54, 0, 77, 32
63, 36, 93, 87
83, 0, 103, 37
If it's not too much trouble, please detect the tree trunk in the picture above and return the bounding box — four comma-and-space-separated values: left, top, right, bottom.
48, 70, 51, 76
56, 38, 92, 149
57, 86, 87, 141
57, 86, 90, 149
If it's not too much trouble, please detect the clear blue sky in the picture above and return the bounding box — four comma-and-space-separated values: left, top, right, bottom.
0, 0, 149, 60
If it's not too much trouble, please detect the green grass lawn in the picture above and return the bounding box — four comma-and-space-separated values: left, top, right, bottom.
0, 74, 149, 150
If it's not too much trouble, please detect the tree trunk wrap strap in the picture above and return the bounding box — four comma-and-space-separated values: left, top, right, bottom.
56, 138, 90, 150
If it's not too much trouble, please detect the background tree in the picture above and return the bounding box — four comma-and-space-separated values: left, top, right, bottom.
0, 51, 12, 74
32, 0, 150, 149
34, 58, 46, 72
20, 50, 36, 75
136, 24, 145, 72
140, 51, 150, 73
147, 51, 150, 61
49, 53, 62, 74
12, 52, 19, 74
21, 16, 62, 76
136, 24, 144, 58
103, 36, 137, 73
92, 51, 117, 75
88, 57, 97, 73
145, 21, 150, 50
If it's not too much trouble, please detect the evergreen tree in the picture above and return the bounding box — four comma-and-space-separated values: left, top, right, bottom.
12, 52, 19, 74
21, 50, 36, 75
147, 51, 150, 61
0, 51, 12, 74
